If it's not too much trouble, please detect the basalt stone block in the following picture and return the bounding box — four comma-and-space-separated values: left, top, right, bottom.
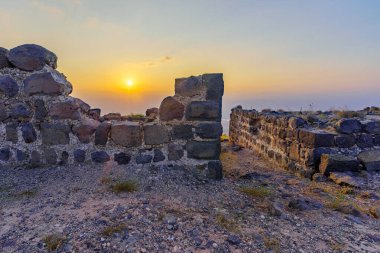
7, 44, 57, 71
114, 152, 131, 165
89, 109, 101, 121
159, 96, 184, 121
203, 74, 224, 101
356, 134, 374, 148
304, 147, 337, 167
41, 123, 70, 145
34, 99, 47, 121
289, 142, 300, 161
0, 75, 19, 97
298, 129, 335, 148
168, 143, 184, 161
172, 125, 193, 140
206, 161, 223, 180
21, 122, 37, 143
30, 151, 40, 167
74, 149, 86, 163
335, 119, 362, 134
10, 103, 31, 120
319, 154, 360, 175
91, 151, 110, 163
375, 135, 380, 146
186, 101, 221, 121
363, 120, 380, 134
335, 135, 356, 148
136, 153, 152, 164
153, 149, 165, 162
6, 123, 18, 143
195, 122, 223, 139
358, 150, 380, 171
175, 76, 203, 97
186, 140, 221, 159
146, 107, 158, 117
44, 149, 57, 165
0, 103, 8, 121
144, 125, 169, 145
288, 117, 306, 129
23, 72, 67, 96
16, 149, 28, 161
0, 147, 11, 161
102, 113, 122, 121
95, 122, 111, 146
110, 123, 142, 147
0, 47, 11, 68
49, 101, 81, 120
59, 151, 69, 165
72, 119, 100, 143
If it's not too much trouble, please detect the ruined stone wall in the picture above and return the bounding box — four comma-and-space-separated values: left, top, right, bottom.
0, 44, 224, 179
229, 106, 380, 178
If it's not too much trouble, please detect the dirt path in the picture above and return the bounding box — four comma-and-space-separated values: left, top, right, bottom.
0, 143, 379, 252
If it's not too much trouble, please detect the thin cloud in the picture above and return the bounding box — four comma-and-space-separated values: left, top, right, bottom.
144, 56, 173, 67
33, 0, 65, 17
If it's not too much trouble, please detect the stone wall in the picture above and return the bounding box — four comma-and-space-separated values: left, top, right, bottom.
229, 106, 380, 179
0, 44, 224, 179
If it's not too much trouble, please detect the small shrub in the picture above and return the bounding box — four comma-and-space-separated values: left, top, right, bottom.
111, 180, 138, 193
336, 110, 362, 119
340, 186, 354, 195
263, 237, 280, 252
100, 224, 127, 237
239, 186, 273, 198
215, 214, 239, 232
43, 234, 66, 252
126, 113, 145, 121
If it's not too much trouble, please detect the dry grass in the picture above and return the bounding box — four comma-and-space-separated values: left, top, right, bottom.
14, 188, 38, 198
215, 213, 239, 233
42, 233, 66, 252
239, 186, 273, 198
100, 224, 127, 237
220, 151, 239, 177
335, 110, 363, 119
110, 180, 138, 193
263, 236, 280, 252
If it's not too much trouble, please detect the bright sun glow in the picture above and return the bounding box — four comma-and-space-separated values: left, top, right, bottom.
124, 79, 134, 88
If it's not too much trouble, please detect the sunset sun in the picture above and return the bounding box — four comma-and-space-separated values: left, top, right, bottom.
124, 79, 134, 88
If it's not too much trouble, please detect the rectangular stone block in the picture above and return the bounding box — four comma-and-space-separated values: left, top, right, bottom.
319, 154, 360, 175
202, 73, 224, 101
195, 122, 223, 139
110, 123, 142, 147
186, 140, 221, 159
186, 101, 221, 121
41, 122, 70, 145
144, 124, 169, 145
298, 129, 335, 148
289, 142, 300, 161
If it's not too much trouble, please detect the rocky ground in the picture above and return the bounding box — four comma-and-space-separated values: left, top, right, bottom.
1, 143, 380, 253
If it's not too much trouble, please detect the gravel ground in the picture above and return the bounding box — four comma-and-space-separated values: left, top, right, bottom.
1, 143, 379, 253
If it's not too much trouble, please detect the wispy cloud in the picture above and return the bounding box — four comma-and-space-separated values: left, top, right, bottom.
32, 0, 65, 17
143, 56, 173, 67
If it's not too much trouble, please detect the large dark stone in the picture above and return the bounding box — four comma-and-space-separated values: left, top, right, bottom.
358, 150, 380, 171
59, 151, 69, 165
41, 123, 70, 145
91, 151, 110, 163
23, 72, 66, 96
102, 113, 121, 121
7, 44, 57, 71
363, 120, 380, 134
207, 161, 223, 180
95, 122, 111, 146
203, 74, 224, 100
9, 103, 31, 120
0, 75, 19, 97
159, 96, 184, 121
110, 123, 142, 147
168, 144, 184, 161
195, 122, 223, 139
49, 100, 81, 120
319, 154, 360, 175
74, 149, 86, 163
0, 47, 11, 68
44, 149, 57, 165
356, 134, 374, 148
21, 122, 37, 143
375, 135, 380, 146
186, 101, 221, 121
114, 152, 131, 165
34, 99, 47, 120
89, 108, 101, 120
175, 76, 203, 97
0, 103, 8, 121
144, 125, 169, 145
0, 147, 11, 161
186, 140, 221, 159
136, 153, 152, 164
30, 150, 41, 167
146, 107, 158, 117
334, 135, 356, 148
172, 125, 193, 140
16, 149, 28, 161
304, 147, 337, 167
288, 117, 306, 129
298, 129, 335, 148
153, 149, 165, 162
6, 123, 18, 143
72, 119, 100, 143
335, 119, 362, 134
